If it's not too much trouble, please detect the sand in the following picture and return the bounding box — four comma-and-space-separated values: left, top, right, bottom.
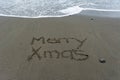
0, 15, 120, 80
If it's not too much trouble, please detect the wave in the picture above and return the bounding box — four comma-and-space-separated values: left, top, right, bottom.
1, 6, 120, 18
0, 0, 120, 18
59, 6, 120, 16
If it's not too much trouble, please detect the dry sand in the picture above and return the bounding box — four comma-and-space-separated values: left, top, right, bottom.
0, 15, 120, 80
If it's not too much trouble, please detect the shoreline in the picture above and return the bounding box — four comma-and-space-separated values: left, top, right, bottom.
1, 9, 120, 19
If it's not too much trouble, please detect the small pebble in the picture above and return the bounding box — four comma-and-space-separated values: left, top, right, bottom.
99, 58, 106, 63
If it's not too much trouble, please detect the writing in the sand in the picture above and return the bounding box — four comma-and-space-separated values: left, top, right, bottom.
27, 36, 89, 61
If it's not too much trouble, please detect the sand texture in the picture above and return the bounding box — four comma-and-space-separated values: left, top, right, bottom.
0, 15, 120, 80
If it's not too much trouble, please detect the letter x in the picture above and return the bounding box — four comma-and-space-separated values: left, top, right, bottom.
27, 46, 41, 61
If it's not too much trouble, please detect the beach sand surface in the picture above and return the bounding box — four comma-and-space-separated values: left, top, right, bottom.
0, 15, 120, 80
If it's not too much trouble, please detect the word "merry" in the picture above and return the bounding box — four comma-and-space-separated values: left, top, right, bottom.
31, 36, 87, 49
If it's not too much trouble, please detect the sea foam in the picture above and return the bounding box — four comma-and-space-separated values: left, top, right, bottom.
0, 0, 120, 18
59, 6, 84, 15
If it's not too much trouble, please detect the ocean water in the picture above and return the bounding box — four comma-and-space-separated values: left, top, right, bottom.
0, 0, 120, 18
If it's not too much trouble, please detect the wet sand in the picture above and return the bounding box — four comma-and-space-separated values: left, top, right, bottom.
0, 15, 120, 80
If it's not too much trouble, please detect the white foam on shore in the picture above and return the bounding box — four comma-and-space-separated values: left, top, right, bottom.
59, 6, 120, 15
0, 6, 84, 18
0, 14, 64, 18
0, 6, 120, 18
59, 6, 84, 15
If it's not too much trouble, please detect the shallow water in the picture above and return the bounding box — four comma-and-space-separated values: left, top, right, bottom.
0, 0, 120, 18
